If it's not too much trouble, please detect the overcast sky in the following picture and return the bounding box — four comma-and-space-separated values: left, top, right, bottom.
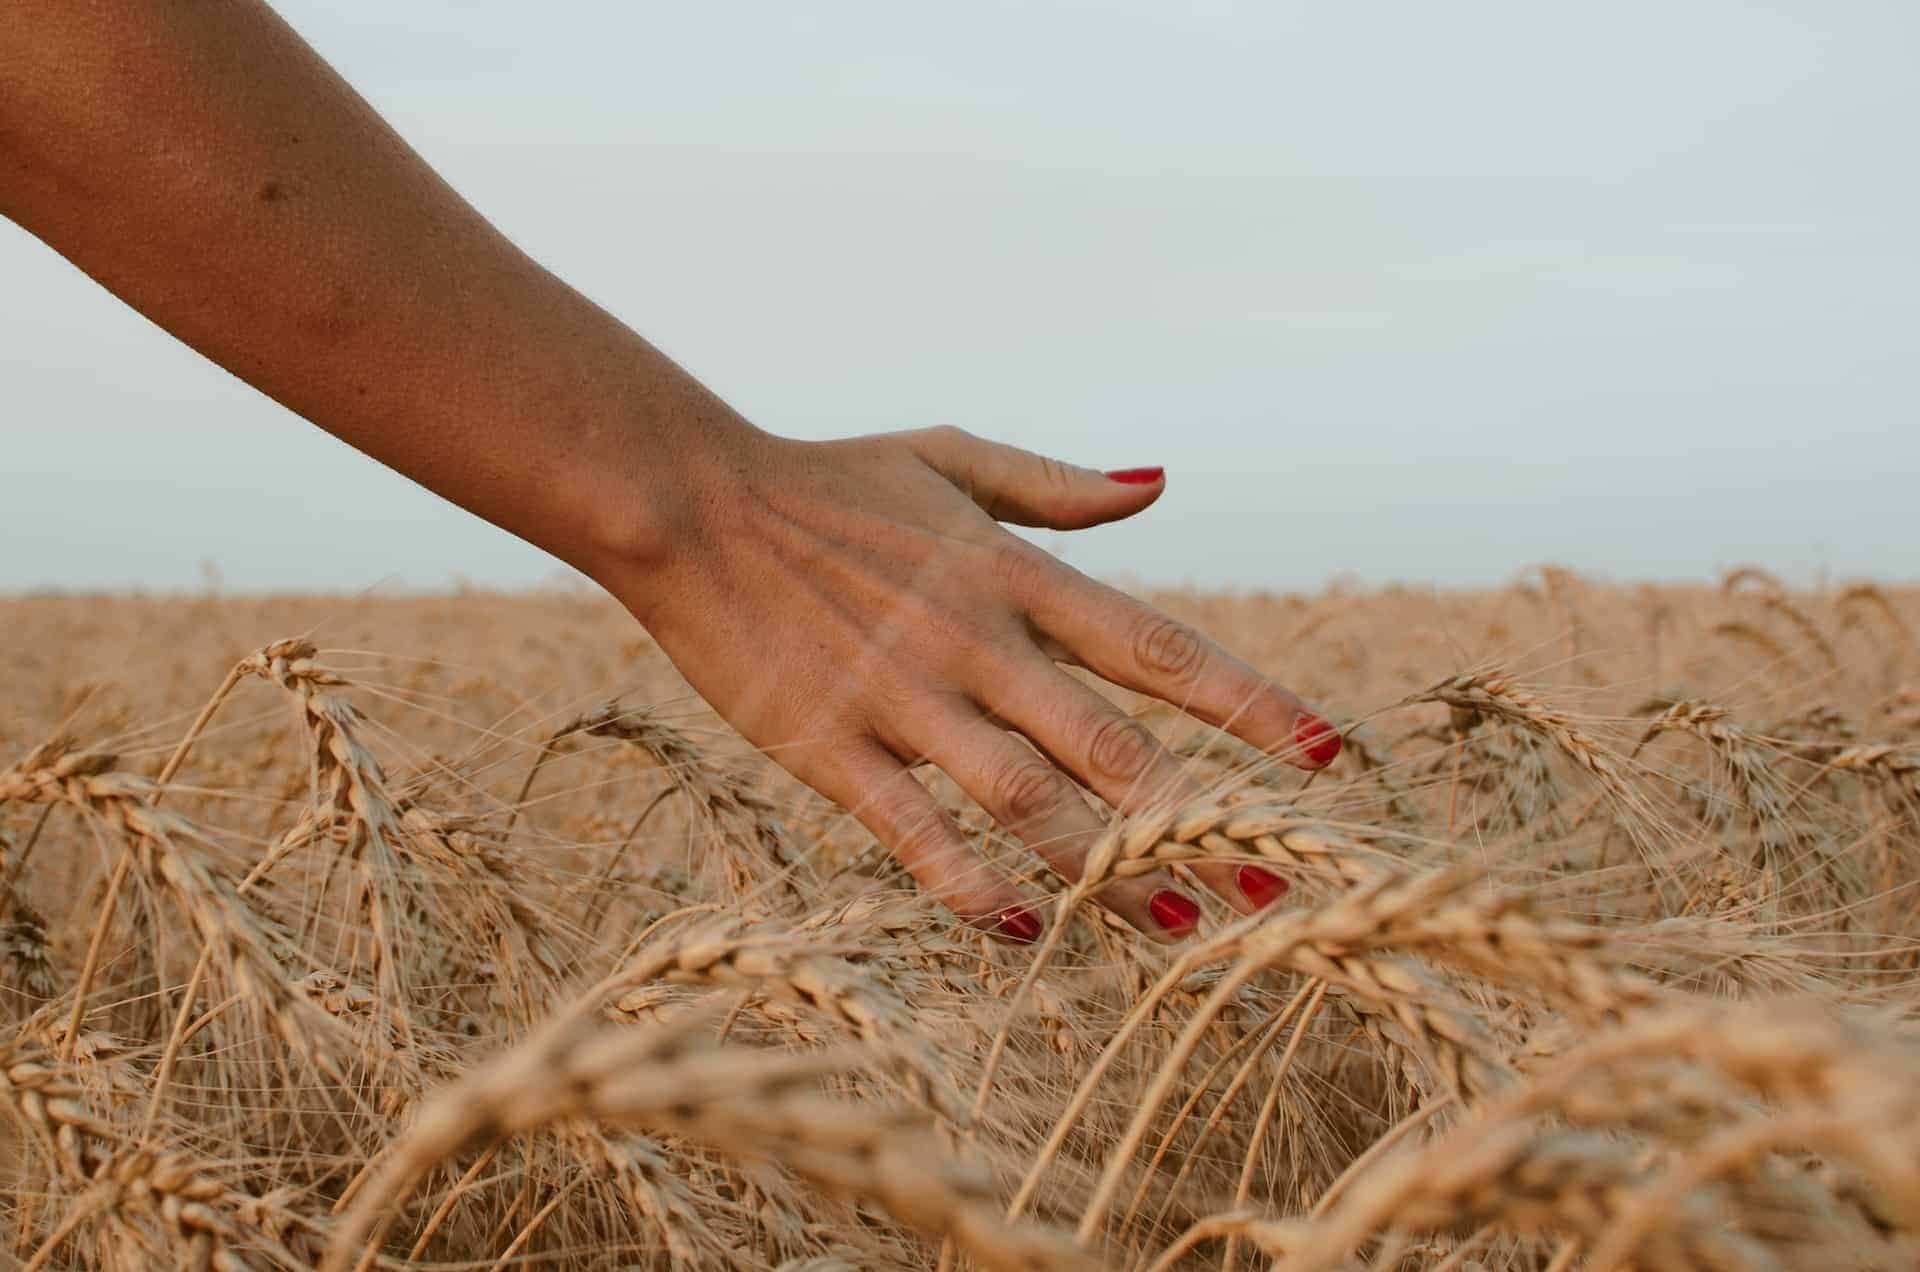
5, 1, 1915, 592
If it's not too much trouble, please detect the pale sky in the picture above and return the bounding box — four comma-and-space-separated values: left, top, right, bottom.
4, 1, 1916, 592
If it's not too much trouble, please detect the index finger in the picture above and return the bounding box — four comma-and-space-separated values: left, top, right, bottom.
1026, 573, 1341, 771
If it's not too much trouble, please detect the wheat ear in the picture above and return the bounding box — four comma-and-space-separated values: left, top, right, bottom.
324, 1008, 1096, 1272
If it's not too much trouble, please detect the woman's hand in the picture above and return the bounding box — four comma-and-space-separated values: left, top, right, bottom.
598, 424, 1340, 943
1, 3, 1335, 945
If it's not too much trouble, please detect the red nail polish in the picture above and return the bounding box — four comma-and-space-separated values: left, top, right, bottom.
1295, 713, 1342, 768
1147, 889, 1201, 934
1237, 864, 1290, 908
1103, 466, 1165, 485
990, 905, 1042, 945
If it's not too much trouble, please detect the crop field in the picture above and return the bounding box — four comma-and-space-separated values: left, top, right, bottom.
3, 572, 1918, 1270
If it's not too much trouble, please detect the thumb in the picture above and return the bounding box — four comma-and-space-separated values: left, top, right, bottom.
907, 425, 1165, 530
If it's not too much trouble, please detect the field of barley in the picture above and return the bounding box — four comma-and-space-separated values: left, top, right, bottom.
3, 570, 1919, 1270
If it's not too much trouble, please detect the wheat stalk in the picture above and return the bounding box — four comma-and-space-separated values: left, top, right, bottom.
10, 585, 1920, 1270
1399, 671, 1651, 828
323, 1008, 1096, 1272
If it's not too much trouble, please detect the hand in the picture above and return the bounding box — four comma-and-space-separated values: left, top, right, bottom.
598, 425, 1341, 943
0, 0, 1334, 942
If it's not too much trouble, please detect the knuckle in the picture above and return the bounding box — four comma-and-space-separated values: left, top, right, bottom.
989, 754, 1071, 825
905, 424, 971, 466
1087, 712, 1157, 783
986, 539, 1054, 600
915, 597, 999, 664
857, 673, 920, 734
1035, 453, 1074, 494
1248, 681, 1301, 732
888, 798, 956, 860
1131, 612, 1207, 683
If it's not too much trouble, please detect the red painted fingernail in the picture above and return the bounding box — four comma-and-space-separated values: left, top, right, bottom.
1295, 712, 1343, 768
1147, 889, 1201, 934
1237, 865, 1290, 908
1104, 466, 1165, 485
989, 904, 1042, 945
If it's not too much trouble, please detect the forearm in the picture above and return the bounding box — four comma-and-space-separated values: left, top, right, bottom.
0, 0, 752, 576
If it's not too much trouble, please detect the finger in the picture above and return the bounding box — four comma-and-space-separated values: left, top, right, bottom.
906, 424, 1164, 530
904, 703, 1203, 942
1029, 579, 1341, 772
813, 740, 1040, 943
988, 660, 1289, 915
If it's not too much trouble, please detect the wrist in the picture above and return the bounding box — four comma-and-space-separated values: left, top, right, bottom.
573, 399, 770, 597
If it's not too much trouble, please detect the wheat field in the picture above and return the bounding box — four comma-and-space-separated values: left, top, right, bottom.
3, 570, 1918, 1270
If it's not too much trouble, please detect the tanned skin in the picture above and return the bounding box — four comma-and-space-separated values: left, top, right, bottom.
0, 1, 1337, 943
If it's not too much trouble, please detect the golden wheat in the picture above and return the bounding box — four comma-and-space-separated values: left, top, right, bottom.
2, 579, 1919, 1269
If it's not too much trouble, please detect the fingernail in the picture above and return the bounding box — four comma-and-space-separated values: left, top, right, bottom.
1237, 864, 1290, 908
1104, 466, 1165, 485
1147, 889, 1201, 935
989, 904, 1042, 945
1295, 712, 1343, 768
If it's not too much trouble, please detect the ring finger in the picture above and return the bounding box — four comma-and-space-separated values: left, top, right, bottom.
903, 700, 1204, 941
987, 658, 1292, 915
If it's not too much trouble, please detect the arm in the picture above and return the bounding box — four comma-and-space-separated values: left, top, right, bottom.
1, 0, 1338, 942
0, 0, 728, 577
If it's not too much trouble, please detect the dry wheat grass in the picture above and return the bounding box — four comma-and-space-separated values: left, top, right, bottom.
3, 580, 1919, 1269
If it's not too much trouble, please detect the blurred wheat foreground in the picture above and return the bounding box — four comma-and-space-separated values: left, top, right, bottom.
4, 571, 1920, 1270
